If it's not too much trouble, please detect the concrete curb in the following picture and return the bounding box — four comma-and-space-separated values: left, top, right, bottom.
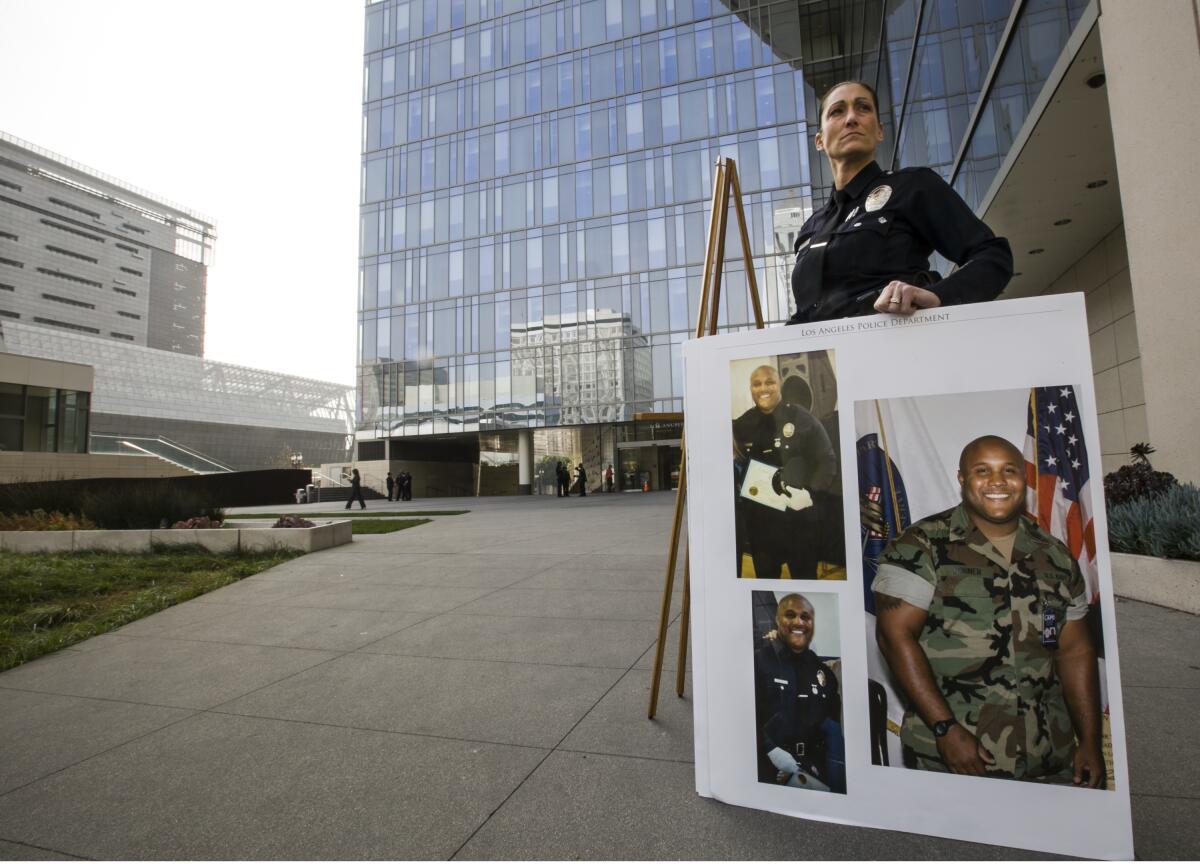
0, 520, 353, 554
1112, 552, 1200, 615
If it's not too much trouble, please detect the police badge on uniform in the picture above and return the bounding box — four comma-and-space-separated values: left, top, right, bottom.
864, 185, 892, 211
816, 669, 826, 687
782, 422, 795, 438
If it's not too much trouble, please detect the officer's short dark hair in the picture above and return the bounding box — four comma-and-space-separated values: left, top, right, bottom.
818, 80, 880, 121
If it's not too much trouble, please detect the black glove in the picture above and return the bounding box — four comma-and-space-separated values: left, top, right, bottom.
771, 469, 791, 497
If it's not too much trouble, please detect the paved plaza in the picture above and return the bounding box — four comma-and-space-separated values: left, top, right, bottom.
0, 493, 1196, 860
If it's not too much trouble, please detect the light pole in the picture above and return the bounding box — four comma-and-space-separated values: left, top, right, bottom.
290, 452, 303, 469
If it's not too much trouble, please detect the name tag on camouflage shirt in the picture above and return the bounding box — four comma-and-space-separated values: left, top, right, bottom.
1042, 607, 1060, 647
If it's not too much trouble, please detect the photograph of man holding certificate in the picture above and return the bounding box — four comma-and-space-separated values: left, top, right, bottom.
731, 353, 843, 580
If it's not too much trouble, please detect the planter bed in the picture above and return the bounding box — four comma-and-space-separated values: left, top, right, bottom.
1112, 552, 1200, 615
0, 519, 352, 555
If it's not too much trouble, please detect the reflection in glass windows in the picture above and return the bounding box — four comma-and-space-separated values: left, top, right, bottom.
358, 0, 1092, 440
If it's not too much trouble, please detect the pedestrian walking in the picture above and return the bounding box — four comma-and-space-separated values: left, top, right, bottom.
346, 468, 367, 510
386, 471, 395, 502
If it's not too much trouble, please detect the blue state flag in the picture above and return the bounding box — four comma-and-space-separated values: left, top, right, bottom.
856, 432, 911, 615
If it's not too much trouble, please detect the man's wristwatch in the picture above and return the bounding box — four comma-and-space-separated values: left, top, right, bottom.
932, 719, 956, 738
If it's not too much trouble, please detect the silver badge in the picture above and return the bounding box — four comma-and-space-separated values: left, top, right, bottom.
864, 185, 892, 212
782, 422, 795, 438
816, 669, 826, 687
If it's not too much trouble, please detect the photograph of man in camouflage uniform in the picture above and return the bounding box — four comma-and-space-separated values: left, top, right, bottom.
871, 435, 1106, 787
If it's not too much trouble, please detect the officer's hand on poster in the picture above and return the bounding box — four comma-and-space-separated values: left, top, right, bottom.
872, 280, 943, 315
936, 724, 995, 777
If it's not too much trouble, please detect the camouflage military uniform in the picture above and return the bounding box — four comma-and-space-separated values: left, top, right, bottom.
872, 503, 1088, 782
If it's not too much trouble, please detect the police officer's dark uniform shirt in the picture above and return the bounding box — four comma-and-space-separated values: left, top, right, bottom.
789, 161, 1013, 324
754, 640, 841, 788
733, 402, 836, 579
732, 402, 835, 492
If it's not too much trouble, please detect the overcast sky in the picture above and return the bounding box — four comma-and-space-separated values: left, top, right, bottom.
0, 1, 365, 385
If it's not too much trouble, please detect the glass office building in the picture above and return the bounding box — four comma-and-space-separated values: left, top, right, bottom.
357, 0, 1092, 492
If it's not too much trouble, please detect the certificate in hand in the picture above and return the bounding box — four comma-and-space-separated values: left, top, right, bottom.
738, 459, 811, 512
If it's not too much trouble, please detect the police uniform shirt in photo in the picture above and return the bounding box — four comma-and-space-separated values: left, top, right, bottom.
789, 161, 1013, 324
733, 402, 836, 579
755, 638, 843, 791
872, 503, 1090, 782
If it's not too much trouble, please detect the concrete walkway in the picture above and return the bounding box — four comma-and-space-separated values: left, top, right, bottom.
0, 493, 1195, 860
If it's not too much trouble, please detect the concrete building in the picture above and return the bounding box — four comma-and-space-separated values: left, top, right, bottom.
355, 0, 1199, 494
0, 131, 214, 356
0, 319, 354, 482
0, 132, 356, 482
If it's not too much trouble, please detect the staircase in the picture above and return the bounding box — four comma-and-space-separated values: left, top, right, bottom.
310, 486, 387, 503
89, 434, 234, 474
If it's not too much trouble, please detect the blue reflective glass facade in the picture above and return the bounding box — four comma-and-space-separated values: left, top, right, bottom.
357, 0, 1090, 442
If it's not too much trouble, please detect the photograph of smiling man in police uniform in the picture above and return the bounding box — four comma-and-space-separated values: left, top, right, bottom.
752, 591, 845, 794
871, 435, 1105, 787
732, 358, 840, 580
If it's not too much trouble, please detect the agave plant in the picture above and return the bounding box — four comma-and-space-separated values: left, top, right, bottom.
1104, 442, 1176, 507
1129, 442, 1156, 466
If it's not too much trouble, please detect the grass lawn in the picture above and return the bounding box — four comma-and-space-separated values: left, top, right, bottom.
349, 518, 430, 535
231, 510, 468, 519
0, 547, 301, 672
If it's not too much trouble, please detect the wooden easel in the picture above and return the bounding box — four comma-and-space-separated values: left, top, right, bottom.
645, 156, 766, 719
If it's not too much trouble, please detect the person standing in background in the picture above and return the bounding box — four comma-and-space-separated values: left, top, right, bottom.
345, 468, 366, 511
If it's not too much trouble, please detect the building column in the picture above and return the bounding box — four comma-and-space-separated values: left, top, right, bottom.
517, 429, 533, 495
1099, 6, 1200, 482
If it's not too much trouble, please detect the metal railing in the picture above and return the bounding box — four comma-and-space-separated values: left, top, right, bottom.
89, 434, 234, 474
310, 468, 348, 487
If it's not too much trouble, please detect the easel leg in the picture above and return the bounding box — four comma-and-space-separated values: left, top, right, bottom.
646, 156, 758, 720
647, 459, 687, 719
675, 550, 690, 697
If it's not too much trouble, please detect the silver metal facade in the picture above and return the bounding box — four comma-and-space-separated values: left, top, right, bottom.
0, 131, 214, 356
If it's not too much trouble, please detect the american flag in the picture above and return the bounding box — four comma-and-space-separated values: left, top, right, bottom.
1024, 385, 1098, 600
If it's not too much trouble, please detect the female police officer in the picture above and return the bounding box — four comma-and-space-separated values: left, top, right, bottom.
790, 81, 1013, 324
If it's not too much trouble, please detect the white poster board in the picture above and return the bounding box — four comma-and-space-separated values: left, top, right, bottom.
682, 295, 1133, 860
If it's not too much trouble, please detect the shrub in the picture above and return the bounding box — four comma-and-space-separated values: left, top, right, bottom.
79, 483, 225, 530
171, 516, 224, 529
272, 516, 315, 528
0, 483, 87, 522
1108, 483, 1200, 562
1103, 442, 1178, 507
0, 509, 97, 531
1, 480, 225, 530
